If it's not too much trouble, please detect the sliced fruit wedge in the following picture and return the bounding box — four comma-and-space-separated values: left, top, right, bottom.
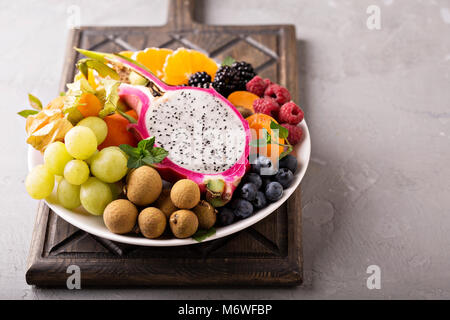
132, 48, 173, 79
162, 48, 218, 86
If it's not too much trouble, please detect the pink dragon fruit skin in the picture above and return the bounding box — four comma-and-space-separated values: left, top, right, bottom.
119, 83, 250, 206
76, 49, 250, 207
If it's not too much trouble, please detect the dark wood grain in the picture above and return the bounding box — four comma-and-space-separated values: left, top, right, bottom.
26, 0, 302, 287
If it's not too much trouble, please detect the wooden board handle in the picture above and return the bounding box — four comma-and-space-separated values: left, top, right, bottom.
167, 0, 196, 29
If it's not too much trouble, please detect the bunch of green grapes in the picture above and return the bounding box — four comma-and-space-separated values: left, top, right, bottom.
25, 118, 129, 216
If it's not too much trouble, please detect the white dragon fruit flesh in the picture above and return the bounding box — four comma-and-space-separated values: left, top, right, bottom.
77, 49, 250, 207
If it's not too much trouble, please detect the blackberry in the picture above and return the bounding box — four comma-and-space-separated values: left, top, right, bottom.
232, 61, 256, 83
212, 66, 245, 97
188, 71, 212, 88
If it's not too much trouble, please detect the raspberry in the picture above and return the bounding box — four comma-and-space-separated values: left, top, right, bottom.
264, 78, 273, 87
264, 84, 291, 105
278, 102, 304, 125
253, 97, 280, 118
281, 123, 303, 145
246, 76, 267, 97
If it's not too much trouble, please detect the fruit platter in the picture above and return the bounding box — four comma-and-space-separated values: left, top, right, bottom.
22, 47, 310, 246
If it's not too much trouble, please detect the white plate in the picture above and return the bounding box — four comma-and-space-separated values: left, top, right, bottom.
28, 121, 311, 246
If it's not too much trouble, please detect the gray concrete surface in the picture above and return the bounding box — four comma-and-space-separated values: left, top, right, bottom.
1, 0, 450, 299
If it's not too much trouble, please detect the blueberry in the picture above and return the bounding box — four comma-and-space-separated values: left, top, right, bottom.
265, 181, 283, 202
232, 199, 254, 219
218, 207, 235, 226
243, 172, 262, 190
261, 176, 273, 190
239, 182, 258, 201
252, 191, 267, 209
251, 156, 278, 176
274, 168, 294, 189
279, 154, 297, 173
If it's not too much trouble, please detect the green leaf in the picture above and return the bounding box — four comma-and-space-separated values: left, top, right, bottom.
120, 137, 168, 169
17, 109, 39, 118
59, 91, 66, 96
77, 59, 89, 79
77, 58, 120, 80
249, 138, 266, 148
127, 157, 143, 169
192, 228, 216, 242
75, 47, 111, 62
138, 137, 155, 151
221, 56, 236, 67
150, 147, 169, 163
98, 80, 120, 118
28, 94, 42, 110
119, 144, 140, 158
270, 121, 289, 140
117, 109, 137, 124
279, 143, 293, 159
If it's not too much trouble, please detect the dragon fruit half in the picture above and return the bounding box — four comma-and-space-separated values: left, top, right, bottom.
77, 49, 250, 207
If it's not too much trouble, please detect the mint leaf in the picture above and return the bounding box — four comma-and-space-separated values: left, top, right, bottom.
119, 144, 140, 158
28, 94, 42, 110
150, 147, 169, 163
193, 228, 216, 242
270, 121, 289, 140
120, 137, 168, 169
139, 137, 155, 151
127, 157, 144, 169
17, 109, 39, 118
221, 56, 236, 66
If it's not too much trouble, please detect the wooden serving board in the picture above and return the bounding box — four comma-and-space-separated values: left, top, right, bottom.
26, 0, 302, 286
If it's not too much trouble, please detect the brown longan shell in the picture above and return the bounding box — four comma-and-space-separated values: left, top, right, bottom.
126, 166, 162, 206
103, 199, 138, 234
169, 210, 199, 238
138, 207, 167, 239
155, 189, 178, 218
170, 179, 200, 209
193, 200, 217, 230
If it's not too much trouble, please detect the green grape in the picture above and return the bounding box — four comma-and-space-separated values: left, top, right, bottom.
25, 165, 55, 199
80, 177, 113, 215
63, 160, 90, 185
43, 142, 73, 175
85, 150, 98, 166
109, 181, 123, 200
65, 126, 98, 160
90, 147, 128, 183
57, 178, 81, 209
77, 117, 108, 145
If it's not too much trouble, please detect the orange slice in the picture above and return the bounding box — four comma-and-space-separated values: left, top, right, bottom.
162, 48, 218, 85
246, 113, 285, 158
119, 51, 134, 58
132, 48, 173, 79
228, 91, 258, 113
